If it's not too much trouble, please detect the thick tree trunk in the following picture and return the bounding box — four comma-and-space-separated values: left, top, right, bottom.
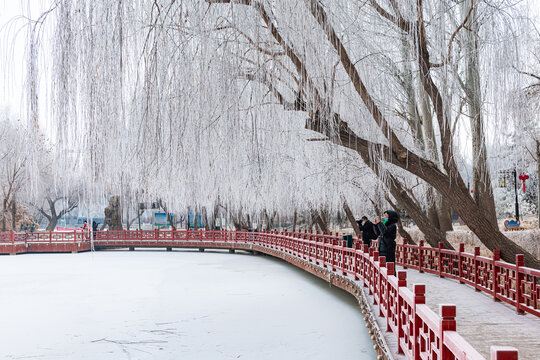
386, 197, 415, 245
342, 200, 361, 237
388, 179, 449, 248
311, 209, 330, 234
292, 209, 297, 232
46, 217, 58, 231
438, 197, 454, 233
463, 0, 498, 230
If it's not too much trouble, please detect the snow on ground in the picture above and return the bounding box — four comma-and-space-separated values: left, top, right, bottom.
0, 249, 376, 360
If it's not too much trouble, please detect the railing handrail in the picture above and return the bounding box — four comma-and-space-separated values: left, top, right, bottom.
0, 229, 525, 360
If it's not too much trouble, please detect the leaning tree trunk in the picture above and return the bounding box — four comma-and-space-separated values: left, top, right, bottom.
342, 199, 362, 237
463, 0, 498, 230
311, 209, 330, 234
388, 179, 450, 248
386, 197, 415, 245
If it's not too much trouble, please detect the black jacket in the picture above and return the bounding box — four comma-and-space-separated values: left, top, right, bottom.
357, 220, 377, 246
374, 210, 398, 263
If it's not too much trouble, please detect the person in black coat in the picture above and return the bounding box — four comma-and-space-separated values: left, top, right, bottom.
357, 216, 377, 247
373, 210, 398, 263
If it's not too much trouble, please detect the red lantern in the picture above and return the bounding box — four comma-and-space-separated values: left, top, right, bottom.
518, 173, 529, 193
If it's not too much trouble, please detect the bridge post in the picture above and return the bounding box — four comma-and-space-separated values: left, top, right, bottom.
458, 244, 465, 284
229, 249, 235, 254
129, 246, 134, 251
438, 242, 444, 277
378, 257, 386, 316
474, 247, 480, 291
515, 255, 525, 315
490, 346, 518, 360
418, 240, 424, 273
492, 250, 500, 302
401, 238, 408, 269
396, 270, 407, 352
412, 284, 426, 360
385, 262, 395, 331
199, 248, 205, 252
166, 247, 172, 251
439, 304, 457, 360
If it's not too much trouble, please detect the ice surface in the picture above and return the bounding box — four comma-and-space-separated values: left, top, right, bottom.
0, 250, 375, 359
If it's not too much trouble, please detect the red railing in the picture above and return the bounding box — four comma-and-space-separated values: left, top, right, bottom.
396, 239, 540, 317
0, 229, 523, 360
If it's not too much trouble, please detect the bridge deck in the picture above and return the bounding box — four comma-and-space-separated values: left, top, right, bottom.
364, 268, 540, 360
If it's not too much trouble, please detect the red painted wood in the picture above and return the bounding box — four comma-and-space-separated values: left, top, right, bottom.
0, 229, 526, 359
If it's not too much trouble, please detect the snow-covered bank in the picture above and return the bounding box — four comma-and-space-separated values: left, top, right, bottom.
0, 250, 375, 360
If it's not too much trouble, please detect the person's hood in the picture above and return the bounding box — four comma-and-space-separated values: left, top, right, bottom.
384, 210, 399, 225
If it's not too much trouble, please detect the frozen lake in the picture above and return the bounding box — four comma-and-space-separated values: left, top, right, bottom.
0, 250, 376, 359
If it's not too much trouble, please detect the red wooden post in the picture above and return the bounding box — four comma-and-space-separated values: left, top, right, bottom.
458, 243, 465, 284
474, 247, 480, 291
385, 262, 395, 331
354, 249, 360, 280
342, 248, 347, 275
402, 238, 408, 269
515, 254, 525, 315
493, 250, 501, 302
490, 346, 518, 360
396, 270, 407, 353
11, 230, 14, 244
378, 257, 386, 315
74, 230, 77, 244
331, 244, 336, 271
412, 284, 426, 360
438, 242, 444, 277
439, 304, 457, 360
49, 230, 52, 244
418, 240, 424, 273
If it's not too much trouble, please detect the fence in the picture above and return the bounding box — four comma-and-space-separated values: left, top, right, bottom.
396, 239, 540, 317
0, 229, 524, 360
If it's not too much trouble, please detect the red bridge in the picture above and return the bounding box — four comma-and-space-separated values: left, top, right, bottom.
1, 229, 538, 360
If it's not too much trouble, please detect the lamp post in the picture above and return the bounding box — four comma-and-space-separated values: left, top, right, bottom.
513, 169, 520, 221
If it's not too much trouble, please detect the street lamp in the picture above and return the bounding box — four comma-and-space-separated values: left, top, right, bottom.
513, 169, 520, 221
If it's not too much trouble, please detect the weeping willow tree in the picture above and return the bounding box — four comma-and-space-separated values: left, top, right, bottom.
20, 0, 540, 266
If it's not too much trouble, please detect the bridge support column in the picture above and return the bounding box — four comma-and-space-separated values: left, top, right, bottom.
9, 253, 16, 256
71, 251, 78, 254
199, 248, 205, 252
166, 247, 172, 251
229, 249, 235, 254
129, 246, 135, 251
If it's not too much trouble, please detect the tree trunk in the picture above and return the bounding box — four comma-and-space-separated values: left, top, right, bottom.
292, 209, 297, 232
11, 200, 16, 231
463, 0, 498, 230
386, 197, 415, 245
342, 200, 361, 237
46, 216, 58, 231
311, 209, 330, 234
388, 180, 449, 248
438, 197, 454, 233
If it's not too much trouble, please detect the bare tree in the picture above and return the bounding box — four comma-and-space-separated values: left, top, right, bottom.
36, 195, 79, 231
